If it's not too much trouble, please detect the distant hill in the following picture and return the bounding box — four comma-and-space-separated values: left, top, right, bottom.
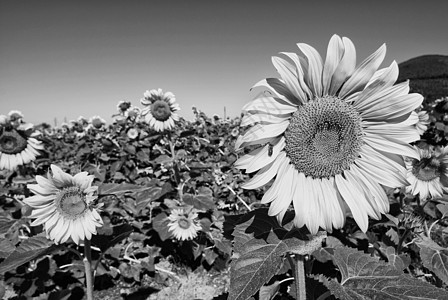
397, 55, 448, 102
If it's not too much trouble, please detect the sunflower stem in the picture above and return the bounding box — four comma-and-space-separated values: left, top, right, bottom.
83, 239, 94, 300
292, 254, 307, 300
168, 134, 182, 201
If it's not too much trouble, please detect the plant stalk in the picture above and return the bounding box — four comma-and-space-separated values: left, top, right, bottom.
83, 239, 94, 300
292, 254, 306, 300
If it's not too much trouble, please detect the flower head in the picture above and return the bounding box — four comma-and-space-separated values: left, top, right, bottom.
117, 100, 132, 114
125, 106, 141, 120
8, 110, 24, 122
167, 208, 201, 241
0, 112, 43, 170
236, 35, 423, 233
127, 127, 139, 139
405, 145, 448, 200
89, 115, 106, 130
24, 165, 103, 244
140, 88, 180, 132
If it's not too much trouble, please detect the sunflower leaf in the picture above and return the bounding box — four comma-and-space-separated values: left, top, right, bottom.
229, 230, 289, 300
98, 183, 149, 195
0, 235, 58, 274
416, 236, 448, 285
321, 246, 448, 299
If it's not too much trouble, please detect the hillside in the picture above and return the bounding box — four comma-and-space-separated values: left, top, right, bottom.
397, 55, 448, 102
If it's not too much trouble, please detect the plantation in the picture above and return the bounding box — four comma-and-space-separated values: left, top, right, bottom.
1, 36, 448, 300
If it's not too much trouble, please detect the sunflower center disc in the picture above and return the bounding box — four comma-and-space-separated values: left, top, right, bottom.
284, 96, 364, 179
0, 128, 28, 154
151, 100, 171, 121
57, 187, 87, 217
178, 217, 191, 229
412, 157, 441, 181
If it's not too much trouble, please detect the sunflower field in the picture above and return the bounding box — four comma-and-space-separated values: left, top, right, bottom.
1, 36, 448, 300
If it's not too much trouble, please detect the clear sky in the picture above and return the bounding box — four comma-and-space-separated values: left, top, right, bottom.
1, 0, 447, 125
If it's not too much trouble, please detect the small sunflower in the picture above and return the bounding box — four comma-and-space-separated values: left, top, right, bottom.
127, 127, 139, 139
125, 106, 141, 121
140, 88, 180, 132
0, 113, 43, 171
405, 145, 448, 200
236, 35, 423, 233
24, 164, 103, 244
167, 208, 201, 241
89, 115, 106, 130
117, 100, 132, 114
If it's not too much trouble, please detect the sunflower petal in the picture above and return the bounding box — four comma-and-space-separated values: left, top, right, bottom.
297, 43, 324, 97
339, 44, 386, 98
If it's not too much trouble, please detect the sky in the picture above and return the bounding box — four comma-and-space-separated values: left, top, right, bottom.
1, 0, 447, 126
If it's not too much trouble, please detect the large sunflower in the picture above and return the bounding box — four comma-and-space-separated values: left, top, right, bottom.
24, 165, 103, 244
140, 88, 180, 132
0, 113, 43, 171
405, 145, 448, 200
235, 35, 423, 234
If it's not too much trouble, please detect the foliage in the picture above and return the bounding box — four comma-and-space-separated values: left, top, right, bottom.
1, 96, 448, 300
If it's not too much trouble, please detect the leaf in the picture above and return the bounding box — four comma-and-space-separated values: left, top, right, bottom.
416, 236, 448, 285
0, 239, 15, 258
229, 231, 289, 300
436, 203, 448, 218
386, 228, 399, 245
259, 281, 281, 300
154, 154, 173, 164
321, 246, 448, 299
92, 223, 134, 252
98, 183, 149, 195
0, 217, 17, 236
183, 187, 216, 210
0, 235, 57, 274
382, 246, 410, 271
152, 213, 172, 241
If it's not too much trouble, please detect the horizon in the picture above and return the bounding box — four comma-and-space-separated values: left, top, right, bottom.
1, 0, 447, 125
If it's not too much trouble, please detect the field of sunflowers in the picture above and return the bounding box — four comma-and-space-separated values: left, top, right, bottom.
1, 36, 448, 300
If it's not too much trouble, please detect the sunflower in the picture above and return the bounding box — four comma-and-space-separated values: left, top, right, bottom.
167, 208, 201, 241
125, 106, 141, 121
140, 88, 180, 132
0, 114, 43, 171
127, 127, 139, 139
405, 145, 448, 200
117, 100, 132, 114
89, 115, 106, 130
235, 35, 423, 234
24, 164, 103, 244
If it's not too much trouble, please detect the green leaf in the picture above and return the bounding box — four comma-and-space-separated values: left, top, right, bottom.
0, 239, 15, 258
98, 183, 149, 195
92, 223, 134, 252
321, 246, 448, 299
0, 235, 58, 274
382, 246, 410, 271
417, 236, 448, 285
0, 217, 17, 236
183, 187, 216, 210
259, 281, 281, 300
152, 213, 172, 241
229, 230, 289, 300
136, 182, 172, 213
385, 228, 399, 245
